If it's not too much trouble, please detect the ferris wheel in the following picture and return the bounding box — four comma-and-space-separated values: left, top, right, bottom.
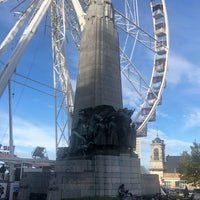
0, 0, 169, 150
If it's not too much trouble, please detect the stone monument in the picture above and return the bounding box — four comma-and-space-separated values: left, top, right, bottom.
47, 0, 142, 199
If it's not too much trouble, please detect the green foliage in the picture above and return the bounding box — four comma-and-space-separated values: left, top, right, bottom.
177, 142, 200, 187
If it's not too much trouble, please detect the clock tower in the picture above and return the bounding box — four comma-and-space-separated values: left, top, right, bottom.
149, 135, 165, 183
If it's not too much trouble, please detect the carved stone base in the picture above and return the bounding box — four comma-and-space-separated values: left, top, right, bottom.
47, 153, 141, 199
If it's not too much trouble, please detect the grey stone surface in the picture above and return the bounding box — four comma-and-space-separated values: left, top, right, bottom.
17, 155, 159, 199
17, 0, 160, 198
18, 1, 158, 199
17, 171, 52, 200
141, 174, 160, 195
72, 0, 123, 130
47, 153, 142, 199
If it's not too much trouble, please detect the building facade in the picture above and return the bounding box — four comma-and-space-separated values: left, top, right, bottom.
149, 136, 185, 188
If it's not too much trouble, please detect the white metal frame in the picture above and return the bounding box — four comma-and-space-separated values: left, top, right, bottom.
0, 0, 169, 154
136, 0, 169, 134
0, 0, 52, 96
51, 0, 74, 150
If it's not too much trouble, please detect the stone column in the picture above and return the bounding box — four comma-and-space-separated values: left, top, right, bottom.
73, 0, 123, 128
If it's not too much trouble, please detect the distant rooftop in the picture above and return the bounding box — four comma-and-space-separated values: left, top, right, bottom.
152, 136, 164, 144
164, 155, 182, 173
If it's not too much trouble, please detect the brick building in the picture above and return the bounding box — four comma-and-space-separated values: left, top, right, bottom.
149, 135, 185, 188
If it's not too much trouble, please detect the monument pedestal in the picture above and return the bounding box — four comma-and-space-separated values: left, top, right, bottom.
47, 1, 141, 198
47, 153, 141, 199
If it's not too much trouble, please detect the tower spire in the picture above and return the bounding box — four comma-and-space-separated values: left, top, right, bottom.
156, 128, 159, 138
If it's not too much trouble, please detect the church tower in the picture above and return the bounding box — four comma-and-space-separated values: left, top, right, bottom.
149, 135, 165, 183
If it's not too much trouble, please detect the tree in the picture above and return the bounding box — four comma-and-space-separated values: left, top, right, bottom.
177, 142, 200, 187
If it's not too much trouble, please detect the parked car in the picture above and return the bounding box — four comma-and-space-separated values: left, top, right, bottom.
167, 188, 177, 196
193, 189, 200, 200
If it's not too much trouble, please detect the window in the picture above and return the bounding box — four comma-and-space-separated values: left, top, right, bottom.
164, 181, 170, 188
175, 181, 180, 188
154, 148, 159, 160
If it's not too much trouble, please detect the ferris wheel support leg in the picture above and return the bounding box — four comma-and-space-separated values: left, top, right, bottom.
0, 0, 52, 97
0, 0, 40, 58
71, 0, 86, 30
51, 0, 74, 149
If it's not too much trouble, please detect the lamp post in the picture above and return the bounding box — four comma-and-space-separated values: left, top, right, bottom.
8, 81, 14, 200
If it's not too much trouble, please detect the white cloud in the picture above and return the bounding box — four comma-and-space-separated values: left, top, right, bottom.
165, 139, 191, 156
122, 76, 142, 109
157, 110, 170, 119
13, 117, 54, 148
0, 111, 56, 160
168, 53, 200, 86
183, 109, 200, 129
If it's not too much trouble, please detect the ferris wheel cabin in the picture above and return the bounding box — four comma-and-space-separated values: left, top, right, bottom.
135, 0, 169, 136
155, 22, 166, 37
152, 4, 164, 19
155, 58, 166, 73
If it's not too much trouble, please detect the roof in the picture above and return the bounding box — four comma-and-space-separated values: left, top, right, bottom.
164, 155, 182, 173
152, 136, 164, 144
140, 165, 149, 174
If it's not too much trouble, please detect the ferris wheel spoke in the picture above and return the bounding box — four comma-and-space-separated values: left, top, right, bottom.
69, 0, 86, 31
115, 9, 156, 52
120, 48, 151, 92
0, 0, 40, 58
0, 0, 51, 97
122, 71, 146, 101
65, 0, 82, 48
51, 0, 75, 149
114, 0, 169, 136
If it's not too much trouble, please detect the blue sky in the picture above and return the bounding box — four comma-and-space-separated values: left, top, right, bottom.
0, 0, 200, 169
